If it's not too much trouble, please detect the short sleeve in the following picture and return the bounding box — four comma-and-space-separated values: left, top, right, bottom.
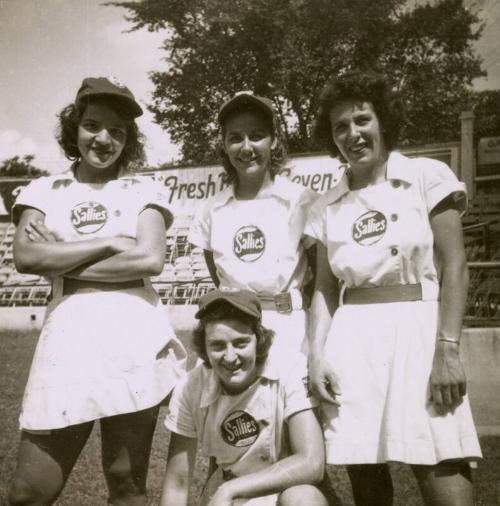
188, 200, 212, 250
418, 159, 467, 216
298, 187, 320, 250
282, 354, 318, 420
11, 177, 49, 225
164, 372, 199, 438
304, 194, 328, 246
137, 178, 174, 229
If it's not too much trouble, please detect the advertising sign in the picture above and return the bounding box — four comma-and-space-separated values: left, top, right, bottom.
477, 137, 500, 177
148, 153, 343, 220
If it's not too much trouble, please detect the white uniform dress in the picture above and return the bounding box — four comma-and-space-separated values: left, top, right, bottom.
305, 152, 482, 465
189, 175, 318, 351
165, 348, 318, 506
13, 170, 186, 431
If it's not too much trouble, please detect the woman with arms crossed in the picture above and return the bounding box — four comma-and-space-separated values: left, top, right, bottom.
189, 92, 318, 352
161, 288, 327, 506
306, 70, 481, 505
9, 77, 185, 506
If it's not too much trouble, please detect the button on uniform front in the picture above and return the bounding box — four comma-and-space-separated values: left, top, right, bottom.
303, 151, 480, 467
165, 351, 317, 494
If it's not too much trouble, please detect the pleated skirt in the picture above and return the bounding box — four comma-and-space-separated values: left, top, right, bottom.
321, 300, 482, 465
20, 286, 186, 431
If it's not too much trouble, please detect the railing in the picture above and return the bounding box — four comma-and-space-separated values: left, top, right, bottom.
465, 261, 500, 327
0, 265, 499, 326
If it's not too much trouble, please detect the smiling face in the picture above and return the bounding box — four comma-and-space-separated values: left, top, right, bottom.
329, 100, 387, 174
222, 110, 275, 185
205, 317, 258, 395
77, 102, 127, 176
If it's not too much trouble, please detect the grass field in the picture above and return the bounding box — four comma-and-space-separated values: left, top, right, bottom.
0, 329, 498, 505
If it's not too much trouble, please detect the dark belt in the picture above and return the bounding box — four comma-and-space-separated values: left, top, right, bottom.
62, 278, 144, 296
343, 283, 422, 305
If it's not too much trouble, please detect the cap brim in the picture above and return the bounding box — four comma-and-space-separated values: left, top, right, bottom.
218, 95, 274, 125
195, 296, 261, 320
77, 92, 143, 119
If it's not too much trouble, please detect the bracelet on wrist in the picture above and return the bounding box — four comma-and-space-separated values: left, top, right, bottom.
437, 337, 460, 345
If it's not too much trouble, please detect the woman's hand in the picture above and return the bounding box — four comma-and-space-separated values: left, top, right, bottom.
428, 202, 468, 415
25, 220, 62, 243
308, 354, 341, 406
62, 207, 165, 281
14, 208, 126, 278
24, 220, 135, 253
307, 242, 340, 405
429, 342, 466, 414
205, 409, 325, 503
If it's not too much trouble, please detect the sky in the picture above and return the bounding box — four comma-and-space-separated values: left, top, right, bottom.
0, 0, 499, 174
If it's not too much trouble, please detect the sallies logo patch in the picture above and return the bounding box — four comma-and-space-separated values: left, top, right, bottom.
352, 210, 387, 246
221, 410, 259, 447
233, 225, 265, 262
71, 202, 108, 234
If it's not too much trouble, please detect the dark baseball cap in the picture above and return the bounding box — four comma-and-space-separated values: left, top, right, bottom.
218, 91, 276, 127
195, 288, 262, 320
75, 76, 143, 119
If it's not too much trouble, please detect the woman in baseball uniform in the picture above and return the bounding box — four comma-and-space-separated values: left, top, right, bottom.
189, 92, 318, 352
9, 77, 186, 506
306, 70, 481, 505
161, 288, 327, 506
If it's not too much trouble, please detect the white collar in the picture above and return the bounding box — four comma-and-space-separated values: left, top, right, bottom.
326, 151, 414, 205
212, 175, 294, 210
199, 355, 280, 408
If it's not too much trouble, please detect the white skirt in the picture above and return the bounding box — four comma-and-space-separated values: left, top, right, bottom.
321, 300, 482, 465
261, 308, 307, 354
20, 286, 186, 431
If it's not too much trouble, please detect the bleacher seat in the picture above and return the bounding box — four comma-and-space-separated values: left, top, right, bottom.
152, 264, 176, 283
3, 272, 41, 286
175, 268, 194, 283
174, 255, 191, 267
10, 287, 32, 306
0, 287, 15, 306
193, 268, 210, 280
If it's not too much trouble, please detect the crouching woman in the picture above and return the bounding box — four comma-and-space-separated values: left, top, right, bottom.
161, 289, 327, 506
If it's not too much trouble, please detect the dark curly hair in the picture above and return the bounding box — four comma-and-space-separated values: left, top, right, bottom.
219, 105, 287, 185
192, 301, 274, 367
56, 95, 145, 172
313, 70, 404, 160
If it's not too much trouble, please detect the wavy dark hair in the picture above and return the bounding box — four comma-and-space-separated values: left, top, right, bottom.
56, 95, 145, 172
313, 70, 404, 160
192, 302, 274, 367
219, 105, 287, 185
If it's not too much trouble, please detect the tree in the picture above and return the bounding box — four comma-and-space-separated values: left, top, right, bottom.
0, 155, 49, 178
112, 0, 485, 163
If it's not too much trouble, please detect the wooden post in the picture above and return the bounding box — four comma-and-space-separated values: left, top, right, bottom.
461, 110, 475, 199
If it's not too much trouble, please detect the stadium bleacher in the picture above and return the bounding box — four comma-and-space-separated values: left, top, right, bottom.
462, 194, 500, 323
